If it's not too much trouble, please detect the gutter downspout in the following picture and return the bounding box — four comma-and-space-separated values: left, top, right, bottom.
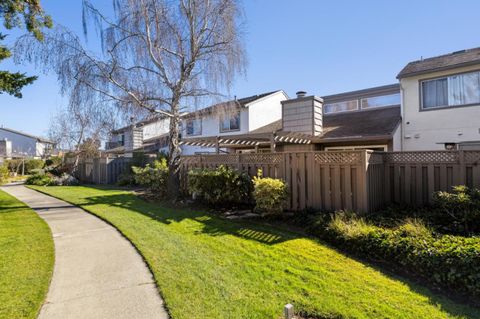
399, 81, 405, 151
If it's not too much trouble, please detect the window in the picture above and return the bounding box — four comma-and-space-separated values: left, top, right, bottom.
421, 71, 480, 109
186, 118, 202, 136
421, 78, 448, 108
324, 100, 358, 114
120, 134, 125, 146
220, 111, 240, 132
361, 93, 400, 109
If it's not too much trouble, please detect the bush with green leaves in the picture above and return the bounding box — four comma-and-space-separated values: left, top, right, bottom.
24, 159, 45, 174
309, 212, 480, 299
25, 173, 55, 186
0, 164, 9, 184
188, 165, 252, 206
132, 158, 169, 196
433, 185, 480, 234
45, 156, 63, 168
117, 173, 137, 186
252, 170, 287, 215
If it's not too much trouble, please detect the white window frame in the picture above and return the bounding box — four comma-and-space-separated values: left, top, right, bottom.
360, 93, 401, 110
186, 118, 202, 136
420, 70, 480, 111
219, 111, 241, 133
324, 99, 359, 114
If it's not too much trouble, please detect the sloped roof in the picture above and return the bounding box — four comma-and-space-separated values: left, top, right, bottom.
184, 90, 283, 118
249, 106, 401, 142
0, 127, 54, 144
319, 106, 401, 141
397, 47, 480, 79
322, 84, 400, 103
250, 120, 283, 134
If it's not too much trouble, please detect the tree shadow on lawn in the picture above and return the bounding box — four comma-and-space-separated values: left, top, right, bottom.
79, 189, 479, 318
81, 191, 293, 245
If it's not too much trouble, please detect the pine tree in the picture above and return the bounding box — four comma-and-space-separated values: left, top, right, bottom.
0, 0, 51, 98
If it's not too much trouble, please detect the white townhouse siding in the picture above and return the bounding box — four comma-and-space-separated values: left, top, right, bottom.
398, 50, 480, 151
180, 108, 250, 155
392, 124, 402, 151
0, 127, 54, 158
247, 91, 286, 131
143, 118, 170, 140
183, 108, 250, 138
180, 90, 288, 155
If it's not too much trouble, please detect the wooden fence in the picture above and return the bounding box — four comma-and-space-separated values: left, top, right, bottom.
181, 151, 370, 212
379, 150, 480, 208
181, 150, 480, 213
75, 150, 480, 213
75, 157, 131, 184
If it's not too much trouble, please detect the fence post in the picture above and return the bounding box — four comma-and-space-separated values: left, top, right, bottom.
358, 150, 369, 213
459, 150, 466, 185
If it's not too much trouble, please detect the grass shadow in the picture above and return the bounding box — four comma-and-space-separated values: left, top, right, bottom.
80, 191, 295, 245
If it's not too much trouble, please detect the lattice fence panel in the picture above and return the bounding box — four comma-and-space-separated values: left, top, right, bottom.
367, 152, 384, 165
314, 151, 362, 164
384, 151, 459, 164
465, 151, 480, 164
240, 153, 284, 164
201, 154, 239, 164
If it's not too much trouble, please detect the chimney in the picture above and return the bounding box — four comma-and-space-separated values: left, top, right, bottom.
281, 91, 323, 136
132, 127, 144, 150
296, 91, 307, 98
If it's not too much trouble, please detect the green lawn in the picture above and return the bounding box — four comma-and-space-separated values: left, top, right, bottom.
0, 189, 54, 319
30, 186, 480, 319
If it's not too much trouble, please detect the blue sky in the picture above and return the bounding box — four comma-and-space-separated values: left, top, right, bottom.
1, 0, 480, 137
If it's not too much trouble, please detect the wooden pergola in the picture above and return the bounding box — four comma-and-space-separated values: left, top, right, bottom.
179, 131, 315, 153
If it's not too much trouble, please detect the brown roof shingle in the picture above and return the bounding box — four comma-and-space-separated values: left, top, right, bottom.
319, 106, 400, 141
397, 47, 480, 79
248, 106, 401, 142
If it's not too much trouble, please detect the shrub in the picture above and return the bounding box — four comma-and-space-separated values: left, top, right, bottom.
132, 158, 168, 196
6, 159, 22, 174
310, 212, 480, 299
0, 164, 8, 184
25, 173, 55, 186
45, 156, 63, 168
130, 151, 150, 168
188, 165, 252, 206
433, 185, 480, 234
252, 170, 287, 215
53, 173, 79, 186
117, 173, 137, 186
24, 159, 45, 174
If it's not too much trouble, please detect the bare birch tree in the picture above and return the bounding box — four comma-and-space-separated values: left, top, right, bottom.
15, 0, 246, 198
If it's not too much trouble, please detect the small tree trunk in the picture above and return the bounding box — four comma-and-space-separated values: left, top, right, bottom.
167, 101, 182, 200
71, 152, 81, 177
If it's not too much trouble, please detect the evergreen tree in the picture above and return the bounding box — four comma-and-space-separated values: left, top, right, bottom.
0, 0, 51, 98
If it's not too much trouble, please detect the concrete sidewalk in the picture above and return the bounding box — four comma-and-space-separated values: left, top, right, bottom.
1, 184, 168, 319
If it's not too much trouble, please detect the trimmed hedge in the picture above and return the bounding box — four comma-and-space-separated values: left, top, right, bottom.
132, 159, 168, 196
252, 172, 287, 215
310, 214, 480, 299
188, 165, 252, 206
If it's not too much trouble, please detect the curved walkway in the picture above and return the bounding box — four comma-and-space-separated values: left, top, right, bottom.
1, 184, 168, 319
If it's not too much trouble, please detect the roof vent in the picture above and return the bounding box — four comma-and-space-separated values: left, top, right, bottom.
296, 91, 307, 98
